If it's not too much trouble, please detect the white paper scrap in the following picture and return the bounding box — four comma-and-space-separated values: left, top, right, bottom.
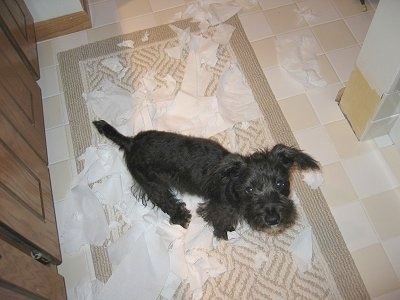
98, 233, 170, 300
254, 251, 268, 270
295, 6, 317, 24
212, 23, 235, 45
117, 40, 134, 48
101, 57, 124, 73
302, 170, 324, 189
84, 81, 134, 129
289, 226, 313, 273
141, 31, 149, 42
276, 35, 326, 88
216, 63, 261, 122
60, 181, 110, 253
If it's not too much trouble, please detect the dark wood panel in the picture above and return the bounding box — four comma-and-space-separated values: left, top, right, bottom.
0, 285, 32, 300
0, 0, 39, 79
0, 239, 66, 300
0, 114, 61, 263
0, 142, 44, 221
0, 28, 47, 163
0, 0, 66, 297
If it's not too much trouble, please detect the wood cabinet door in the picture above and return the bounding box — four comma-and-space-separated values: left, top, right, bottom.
0, 238, 66, 299
0, 0, 40, 79
0, 24, 66, 299
0, 27, 61, 264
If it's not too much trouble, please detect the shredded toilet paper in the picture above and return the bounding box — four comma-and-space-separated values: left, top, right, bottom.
276, 34, 326, 88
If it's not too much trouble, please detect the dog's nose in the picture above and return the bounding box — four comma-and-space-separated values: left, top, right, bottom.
265, 213, 280, 226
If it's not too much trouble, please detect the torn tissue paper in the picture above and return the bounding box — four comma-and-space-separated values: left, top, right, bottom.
84, 81, 134, 130
302, 170, 324, 189
181, 1, 242, 28
216, 63, 261, 123
289, 226, 313, 273
212, 23, 236, 45
61, 180, 109, 254
276, 35, 326, 88
117, 40, 134, 48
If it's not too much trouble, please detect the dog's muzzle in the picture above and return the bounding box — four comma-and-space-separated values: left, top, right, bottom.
264, 208, 281, 227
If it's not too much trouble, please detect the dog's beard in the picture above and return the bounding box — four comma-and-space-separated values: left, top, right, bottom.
244, 197, 297, 234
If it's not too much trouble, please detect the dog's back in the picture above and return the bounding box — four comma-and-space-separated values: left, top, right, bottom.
93, 120, 230, 194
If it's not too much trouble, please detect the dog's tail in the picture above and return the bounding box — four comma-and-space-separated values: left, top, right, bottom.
93, 120, 131, 151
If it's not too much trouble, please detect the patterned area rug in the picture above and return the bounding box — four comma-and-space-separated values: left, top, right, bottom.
58, 15, 369, 300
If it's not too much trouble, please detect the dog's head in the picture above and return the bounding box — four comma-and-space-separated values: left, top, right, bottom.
216, 144, 320, 234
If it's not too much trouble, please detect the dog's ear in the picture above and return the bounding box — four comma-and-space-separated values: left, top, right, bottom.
215, 154, 246, 183
270, 144, 320, 171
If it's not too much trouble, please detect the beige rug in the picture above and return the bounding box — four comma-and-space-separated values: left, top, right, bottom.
58, 15, 369, 300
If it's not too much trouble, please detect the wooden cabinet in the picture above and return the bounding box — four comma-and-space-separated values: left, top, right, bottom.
0, 0, 66, 298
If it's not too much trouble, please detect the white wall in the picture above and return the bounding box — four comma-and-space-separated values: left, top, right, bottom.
24, 0, 83, 22
356, 0, 400, 141
356, 0, 400, 95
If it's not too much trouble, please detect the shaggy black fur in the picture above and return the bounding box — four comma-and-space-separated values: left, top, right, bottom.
93, 120, 320, 239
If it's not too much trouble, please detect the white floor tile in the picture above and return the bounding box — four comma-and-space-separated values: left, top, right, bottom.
342, 150, 399, 198
258, 0, 294, 10
331, 202, 379, 252
326, 45, 361, 82
90, 0, 120, 28
263, 66, 305, 100
373, 289, 400, 300
296, 0, 341, 26
52, 31, 89, 60
239, 12, 274, 41
306, 83, 345, 124
120, 14, 157, 34
49, 159, 74, 201
38, 66, 61, 98
46, 126, 72, 164
382, 236, 400, 280
148, 0, 185, 12
344, 11, 374, 43
42, 94, 69, 129
294, 126, 340, 165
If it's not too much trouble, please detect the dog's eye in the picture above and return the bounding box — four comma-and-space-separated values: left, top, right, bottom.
245, 187, 254, 194
275, 179, 286, 190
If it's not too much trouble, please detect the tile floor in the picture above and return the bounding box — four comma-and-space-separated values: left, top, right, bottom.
36, 0, 400, 298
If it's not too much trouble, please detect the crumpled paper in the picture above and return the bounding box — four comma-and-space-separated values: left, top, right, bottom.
165, 25, 191, 59
117, 40, 134, 48
302, 170, 324, 189
212, 23, 236, 45
289, 226, 313, 273
216, 63, 261, 122
179, 1, 243, 30
276, 34, 326, 88
83, 81, 134, 130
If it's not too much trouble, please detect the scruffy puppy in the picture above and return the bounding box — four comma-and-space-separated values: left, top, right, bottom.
93, 120, 320, 239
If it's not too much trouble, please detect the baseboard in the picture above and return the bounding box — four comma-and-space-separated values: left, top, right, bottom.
35, 0, 91, 42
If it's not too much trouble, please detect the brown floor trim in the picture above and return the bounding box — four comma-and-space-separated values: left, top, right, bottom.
35, 0, 91, 42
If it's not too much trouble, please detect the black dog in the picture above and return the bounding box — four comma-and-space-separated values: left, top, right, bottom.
93, 120, 320, 239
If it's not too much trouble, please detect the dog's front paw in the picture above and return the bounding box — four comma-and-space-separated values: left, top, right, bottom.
170, 205, 192, 229
213, 229, 228, 240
